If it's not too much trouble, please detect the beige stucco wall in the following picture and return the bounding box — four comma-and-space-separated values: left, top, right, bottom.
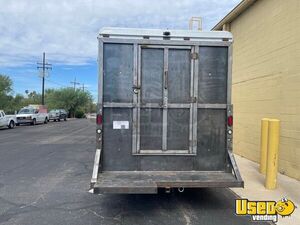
228, 0, 300, 180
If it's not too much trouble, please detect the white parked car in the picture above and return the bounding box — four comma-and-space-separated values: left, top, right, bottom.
16, 105, 49, 126
0, 110, 17, 129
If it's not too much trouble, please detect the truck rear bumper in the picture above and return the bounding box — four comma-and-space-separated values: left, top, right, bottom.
90, 171, 244, 194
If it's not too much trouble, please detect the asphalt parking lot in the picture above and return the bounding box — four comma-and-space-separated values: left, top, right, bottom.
0, 119, 269, 225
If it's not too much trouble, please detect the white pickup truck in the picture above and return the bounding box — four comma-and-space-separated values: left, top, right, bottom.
16, 105, 49, 126
0, 110, 17, 129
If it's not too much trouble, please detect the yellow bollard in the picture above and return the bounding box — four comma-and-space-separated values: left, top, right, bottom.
260, 118, 269, 174
265, 119, 280, 190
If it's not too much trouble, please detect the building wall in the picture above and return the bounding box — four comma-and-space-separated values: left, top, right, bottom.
229, 0, 300, 180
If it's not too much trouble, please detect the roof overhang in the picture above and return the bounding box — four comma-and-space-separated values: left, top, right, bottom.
212, 0, 257, 31
99, 27, 233, 42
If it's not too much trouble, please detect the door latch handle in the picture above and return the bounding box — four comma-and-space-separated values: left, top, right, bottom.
164, 71, 168, 89
132, 85, 140, 94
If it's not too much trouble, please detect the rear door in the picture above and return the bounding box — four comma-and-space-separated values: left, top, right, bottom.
134, 46, 195, 155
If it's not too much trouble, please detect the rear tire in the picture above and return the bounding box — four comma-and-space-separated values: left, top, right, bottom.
64, 116, 67, 121
58, 118, 61, 122
16, 123, 20, 126
8, 121, 15, 129
44, 118, 48, 124
31, 119, 36, 126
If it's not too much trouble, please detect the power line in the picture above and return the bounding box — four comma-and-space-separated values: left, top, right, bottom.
46, 78, 97, 93
37, 52, 52, 105
70, 77, 80, 90
45, 78, 68, 88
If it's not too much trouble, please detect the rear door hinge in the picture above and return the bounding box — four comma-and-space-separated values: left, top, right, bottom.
191, 53, 198, 60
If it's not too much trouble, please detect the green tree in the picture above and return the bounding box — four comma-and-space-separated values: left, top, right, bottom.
45, 88, 93, 117
12, 94, 25, 112
0, 74, 12, 95
0, 74, 13, 111
24, 91, 41, 105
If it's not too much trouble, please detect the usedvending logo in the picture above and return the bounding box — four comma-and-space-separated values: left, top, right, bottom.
235, 198, 296, 222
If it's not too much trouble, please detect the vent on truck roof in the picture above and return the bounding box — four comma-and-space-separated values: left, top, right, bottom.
163, 31, 171, 40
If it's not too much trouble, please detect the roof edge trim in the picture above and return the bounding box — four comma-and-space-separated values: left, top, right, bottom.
212, 0, 257, 31
99, 27, 233, 41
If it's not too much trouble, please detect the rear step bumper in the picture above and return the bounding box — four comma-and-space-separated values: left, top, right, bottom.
90, 171, 244, 194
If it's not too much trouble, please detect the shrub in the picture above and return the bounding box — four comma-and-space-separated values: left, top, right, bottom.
74, 110, 85, 118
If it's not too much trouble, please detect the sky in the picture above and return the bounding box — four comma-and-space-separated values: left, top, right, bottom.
0, 0, 240, 100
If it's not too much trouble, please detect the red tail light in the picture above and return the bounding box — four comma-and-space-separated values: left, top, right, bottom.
96, 114, 103, 125
227, 115, 233, 127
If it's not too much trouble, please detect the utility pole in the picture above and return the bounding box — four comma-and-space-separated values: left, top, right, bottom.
70, 77, 80, 91
37, 52, 52, 105
82, 83, 85, 92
